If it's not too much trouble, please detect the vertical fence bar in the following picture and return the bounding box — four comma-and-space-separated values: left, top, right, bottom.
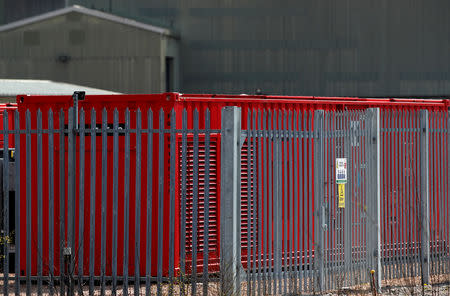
325, 111, 331, 290
303, 111, 308, 291
300, 111, 306, 290
415, 111, 421, 276
438, 111, 445, 274
256, 110, 263, 295
274, 110, 281, 294
156, 108, 165, 296
406, 110, 414, 277
365, 110, 372, 280
329, 112, 334, 289
402, 110, 408, 275
261, 110, 268, 294
439, 111, 445, 274
89, 109, 96, 296
77, 108, 85, 294
252, 109, 258, 296
168, 109, 175, 295
394, 110, 400, 279
429, 112, 435, 275
420, 109, 430, 284
179, 109, 187, 296
313, 110, 325, 292
58, 109, 65, 296
404, 110, 410, 276
112, 109, 119, 295
278, 111, 284, 294
246, 109, 252, 296
135, 109, 142, 295
349, 111, 354, 284
48, 110, 55, 296
366, 108, 381, 289
362, 111, 367, 282
14, 110, 20, 296
293, 110, 300, 292
203, 108, 211, 296
100, 108, 108, 296
438, 112, 445, 274
398, 110, 404, 275
220, 106, 242, 296
251, 109, 257, 296
145, 109, 153, 296
2, 110, 9, 295
338, 110, 343, 285
381, 110, 387, 280
448, 111, 450, 274
278, 110, 289, 294
288, 111, 294, 293
357, 111, 363, 282
36, 110, 43, 296
123, 108, 131, 296
191, 109, 199, 296
25, 110, 31, 296
335, 112, 340, 286
414, 111, 420, 275
67, 107, 76, 296
282, 110, 288, 295
267, 110, 273, 294
308, 111, 314, 290
343, 110, 351, 285
388, 110, 394, 280
354, 112, 360, 283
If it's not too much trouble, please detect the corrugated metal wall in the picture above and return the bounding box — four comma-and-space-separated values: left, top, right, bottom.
141, 0, 450, 97
2, 0, 450, 96
0, 11, 173, 94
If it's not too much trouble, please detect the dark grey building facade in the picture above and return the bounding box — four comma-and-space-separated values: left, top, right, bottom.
1, 0, 450, 96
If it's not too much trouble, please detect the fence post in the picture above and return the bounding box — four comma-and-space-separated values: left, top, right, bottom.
313, 110, 325, 292
220, 106, 242, 296
67, 107, 76, 296
420, 109, 430, 285
366, 108, 381, 289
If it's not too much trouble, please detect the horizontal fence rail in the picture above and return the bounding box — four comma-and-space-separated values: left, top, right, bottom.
0, 106, 449, 295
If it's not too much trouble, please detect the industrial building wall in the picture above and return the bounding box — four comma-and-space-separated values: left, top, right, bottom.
0, 11, 168, 94
2, 1, 450, 97
129, 0, 450, 97
75, 0, 450, 97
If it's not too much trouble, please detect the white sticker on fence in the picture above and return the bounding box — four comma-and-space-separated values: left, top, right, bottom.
336, 158, 347, 184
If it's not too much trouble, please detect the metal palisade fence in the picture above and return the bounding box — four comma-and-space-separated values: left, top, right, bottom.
0, 106, 449, 295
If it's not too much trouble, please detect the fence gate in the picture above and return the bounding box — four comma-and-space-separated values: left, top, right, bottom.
319, 109, 373, 291
238, 108, 380, 295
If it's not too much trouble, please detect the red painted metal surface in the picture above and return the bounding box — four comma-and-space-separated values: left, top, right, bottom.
15, 93, 450, 277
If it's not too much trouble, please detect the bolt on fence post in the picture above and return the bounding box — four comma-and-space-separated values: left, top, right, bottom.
420, 109, 430, 285
366, 108, 381, 290
313, 110, 325, 292
220, 106, 242, 296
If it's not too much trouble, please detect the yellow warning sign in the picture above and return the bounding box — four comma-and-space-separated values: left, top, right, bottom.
338, 183, 345, 208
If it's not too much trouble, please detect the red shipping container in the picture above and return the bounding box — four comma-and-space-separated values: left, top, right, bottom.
16, 93, 449, 277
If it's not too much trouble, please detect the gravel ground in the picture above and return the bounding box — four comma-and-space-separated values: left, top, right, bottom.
2, 276, 450, 295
